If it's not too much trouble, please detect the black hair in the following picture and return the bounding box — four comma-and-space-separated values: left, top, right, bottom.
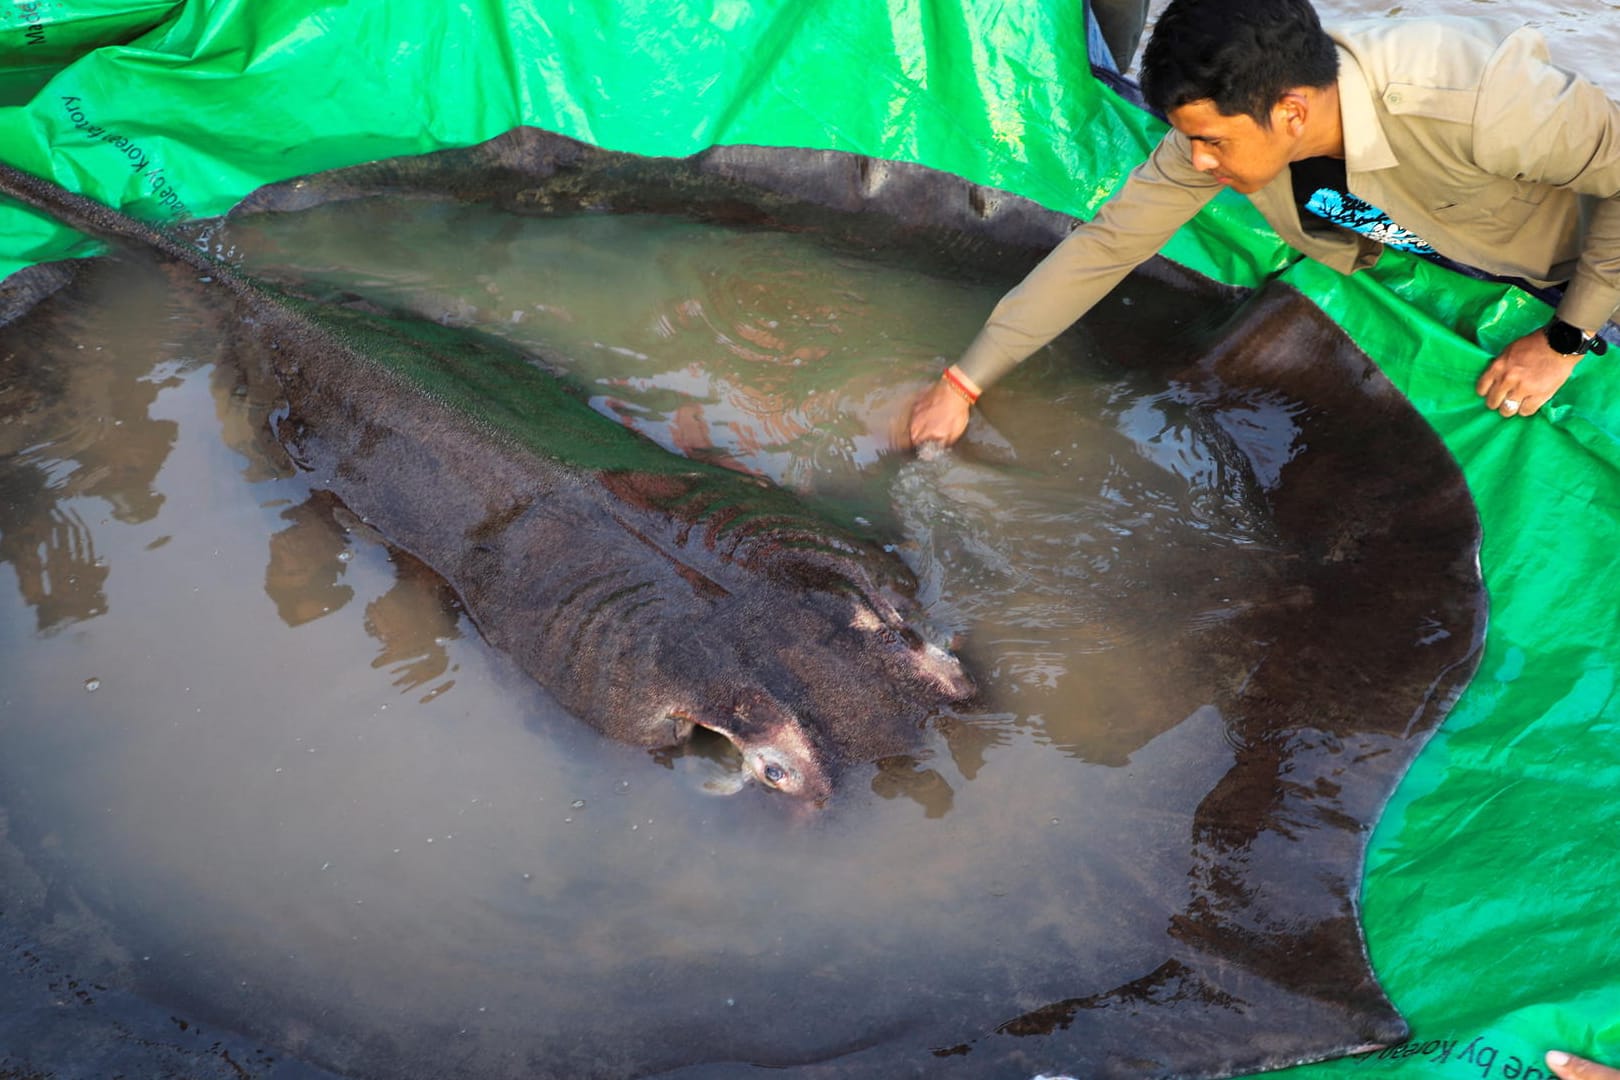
1139, 0, 1339, 125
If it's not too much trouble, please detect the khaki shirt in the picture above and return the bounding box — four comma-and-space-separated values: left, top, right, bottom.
956, 16, 1620, 390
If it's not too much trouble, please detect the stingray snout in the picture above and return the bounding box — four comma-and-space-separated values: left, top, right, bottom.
695, 693, 836, 805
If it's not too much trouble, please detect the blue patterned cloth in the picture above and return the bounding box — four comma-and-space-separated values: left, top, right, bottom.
1302, 186, 1435, 255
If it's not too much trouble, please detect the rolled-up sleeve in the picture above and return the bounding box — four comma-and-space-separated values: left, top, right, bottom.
955, 130, 1222, 390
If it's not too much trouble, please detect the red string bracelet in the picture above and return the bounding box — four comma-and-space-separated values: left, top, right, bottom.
942, 366, 980, 405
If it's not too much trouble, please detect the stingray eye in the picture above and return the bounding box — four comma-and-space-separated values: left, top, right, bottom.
762, 762, 787, 786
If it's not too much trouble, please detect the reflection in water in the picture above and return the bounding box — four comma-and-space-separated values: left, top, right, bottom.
264, 495, 356, 627
0, 477, 110, 632
871, 755, 956, 818
0, 199, 1466, 1079
0, 263, 185, 633
363, 548, 463, 701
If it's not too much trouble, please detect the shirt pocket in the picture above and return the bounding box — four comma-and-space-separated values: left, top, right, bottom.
1428, 180, 1548, 232
1381, 83, 1476, 125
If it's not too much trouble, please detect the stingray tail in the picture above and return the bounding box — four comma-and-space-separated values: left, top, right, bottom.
0, 159, 224, 283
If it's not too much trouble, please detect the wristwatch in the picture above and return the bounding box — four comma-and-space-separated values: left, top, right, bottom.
1544, 318, 1610, 357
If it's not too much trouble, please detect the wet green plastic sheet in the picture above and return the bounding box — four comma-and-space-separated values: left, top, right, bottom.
1, 1, 1616, 1076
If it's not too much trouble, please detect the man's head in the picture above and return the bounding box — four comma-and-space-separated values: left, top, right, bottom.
1140, 0, 1339, 123
1140, 0, 1341, 194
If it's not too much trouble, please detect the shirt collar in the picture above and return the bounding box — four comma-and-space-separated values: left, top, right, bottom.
1331, 42, 1399, 173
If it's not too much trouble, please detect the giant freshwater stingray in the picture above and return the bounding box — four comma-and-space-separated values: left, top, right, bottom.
0, 129, 1485, 1079
0, 156, 976, 804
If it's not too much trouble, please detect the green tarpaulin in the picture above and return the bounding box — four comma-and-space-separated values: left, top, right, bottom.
2, 1, 1616, 1075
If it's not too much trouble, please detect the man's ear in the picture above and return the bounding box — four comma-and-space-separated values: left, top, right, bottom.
1275, 90, 1310, 134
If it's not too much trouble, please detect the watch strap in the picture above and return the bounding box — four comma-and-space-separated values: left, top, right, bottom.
1545, 319, 1607, 357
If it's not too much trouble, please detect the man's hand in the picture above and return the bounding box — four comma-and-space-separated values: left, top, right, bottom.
907, 372, 976, 449
1475, 327, 1583, 418
1547, 1051, 1620, 1080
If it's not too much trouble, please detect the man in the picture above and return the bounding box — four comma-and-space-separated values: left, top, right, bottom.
909, 0, 1620, 445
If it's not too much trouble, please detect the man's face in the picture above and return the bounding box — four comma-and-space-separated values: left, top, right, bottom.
1167, 98, 1299, 195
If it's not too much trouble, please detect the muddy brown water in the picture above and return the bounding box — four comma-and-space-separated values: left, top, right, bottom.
0, 190, 1455, 1079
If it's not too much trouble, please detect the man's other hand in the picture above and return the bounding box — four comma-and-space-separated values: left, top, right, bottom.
1476, 328, 1584, 418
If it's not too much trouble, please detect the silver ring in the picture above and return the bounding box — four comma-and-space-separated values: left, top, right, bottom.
1502, 398, 1522, 413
